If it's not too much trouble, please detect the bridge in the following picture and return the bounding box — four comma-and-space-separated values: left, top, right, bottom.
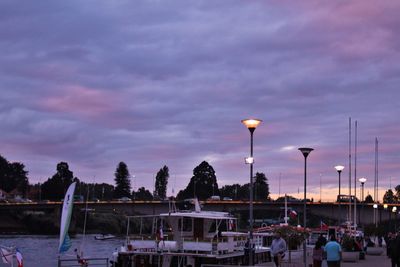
0, 200, 396, 226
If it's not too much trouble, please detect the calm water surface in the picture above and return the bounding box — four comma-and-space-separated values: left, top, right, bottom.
0, 235, 124, 267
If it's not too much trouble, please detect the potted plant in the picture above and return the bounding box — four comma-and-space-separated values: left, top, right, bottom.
274, 226, 309, 262
341, 235, 359, 262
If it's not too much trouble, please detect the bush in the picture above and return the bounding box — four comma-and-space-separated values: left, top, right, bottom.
341, 235, 356, 251
274, 226, 308, 250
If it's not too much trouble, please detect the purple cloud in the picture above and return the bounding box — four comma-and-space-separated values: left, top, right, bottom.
0, 0, 399, 201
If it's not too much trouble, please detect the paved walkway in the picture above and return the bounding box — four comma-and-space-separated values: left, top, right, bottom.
342, 253, 391, 267
259, 253, 392, 267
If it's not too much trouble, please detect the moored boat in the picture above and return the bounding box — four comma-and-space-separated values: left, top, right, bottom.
113, 199, 272, 267
95, 234, 116, 240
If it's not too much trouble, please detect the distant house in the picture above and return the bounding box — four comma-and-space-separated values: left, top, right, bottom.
0, 189, 7, 200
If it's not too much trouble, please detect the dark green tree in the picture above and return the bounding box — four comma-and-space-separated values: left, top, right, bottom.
365, 194, 374, 203
395, 185, 400, 201
134, 187, 153, 201
0, 155, 29, 196
154, 165, 169, 200
254, 172, 270, 201
113, 162, 131, 198
176, 161, 219, 200
383, 189, 396, 203
220, 184, 241, 200
41, 162, 75, 200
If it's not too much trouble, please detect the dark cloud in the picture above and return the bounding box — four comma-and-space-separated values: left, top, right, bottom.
0, 1, 399, 200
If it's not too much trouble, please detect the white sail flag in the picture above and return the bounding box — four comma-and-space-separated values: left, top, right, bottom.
1, 247, 13, 265
59, 182, 76, 253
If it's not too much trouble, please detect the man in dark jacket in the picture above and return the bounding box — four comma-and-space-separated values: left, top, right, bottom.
390, 233, 400, 267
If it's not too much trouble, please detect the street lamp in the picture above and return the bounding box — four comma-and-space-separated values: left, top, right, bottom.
299, 147, 313, 267
335, 165, 345, 226
242, 118, 262, 266
393, 207, 398, 231
359, 178, 366, 202
359, 178, 366, 225
373, 204, 378, 227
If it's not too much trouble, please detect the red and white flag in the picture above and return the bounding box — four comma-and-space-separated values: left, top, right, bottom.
289, 210, 297, 219
320, 221, 329, 230
16, 249, 23, 267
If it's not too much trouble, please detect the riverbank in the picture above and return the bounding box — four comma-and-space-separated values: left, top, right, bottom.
0, 210, 130, 235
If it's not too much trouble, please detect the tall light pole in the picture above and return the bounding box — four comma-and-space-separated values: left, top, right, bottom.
393, 207, 397, 231
299, 147, 313, 267
359, 178, 366, 202
359, 178, 366, 225
242, 118, 262, 266
335, 165, 345, 226
373, 204, 378, 227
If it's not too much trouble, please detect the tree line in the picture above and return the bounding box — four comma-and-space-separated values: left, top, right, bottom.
0, 154, 272, 202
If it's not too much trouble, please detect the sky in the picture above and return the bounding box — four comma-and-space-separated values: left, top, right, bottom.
0, 1, 399, 201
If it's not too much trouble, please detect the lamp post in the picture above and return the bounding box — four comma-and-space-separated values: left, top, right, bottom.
359, 178, 366, 202
299, 147, 313, 267
335, 165, 345, 226
373, 204, 378, 227
393, 207, 397, 231
384, 204, 390, 229
242, 118, 262, 266
359, 178, 366, 225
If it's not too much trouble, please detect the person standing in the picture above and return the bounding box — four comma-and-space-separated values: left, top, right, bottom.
390, 233, 400, 267
271, 232, 287, 267
313, 240, 324, 267
324, 235, 342, 267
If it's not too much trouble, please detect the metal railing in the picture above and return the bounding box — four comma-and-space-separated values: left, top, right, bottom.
57, 257, 109, 267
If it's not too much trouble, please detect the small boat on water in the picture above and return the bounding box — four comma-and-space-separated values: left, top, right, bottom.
112, 198, 272, 267
95, 234, 116, 240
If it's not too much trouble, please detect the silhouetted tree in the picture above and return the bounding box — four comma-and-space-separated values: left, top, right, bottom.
220, 184, 241, 200
176, 161, 219, 200
394, 185, 400, 201
383, 189, 396, 203
113, 162, 131, 198
0, 155, 29, 196
154, 165, 169, 200
237, 183, 250, 200
254, 172, 270, 201
365, 194, 374, 203
134, 187, 153, 201
41, 162, 75, 200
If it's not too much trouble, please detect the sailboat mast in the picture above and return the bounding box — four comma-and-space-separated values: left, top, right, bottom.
354, 121, 357, 227
80, 185, 91, 254
348, 117, 352, 222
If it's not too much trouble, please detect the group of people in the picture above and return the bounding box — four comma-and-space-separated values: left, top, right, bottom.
312, 235, 342, 267
270, 232, 343, 267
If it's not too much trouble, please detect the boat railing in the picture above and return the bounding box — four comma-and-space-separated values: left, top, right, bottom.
57, 257, 109, 267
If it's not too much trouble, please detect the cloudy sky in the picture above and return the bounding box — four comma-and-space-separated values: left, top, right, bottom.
1, 1, 399, 201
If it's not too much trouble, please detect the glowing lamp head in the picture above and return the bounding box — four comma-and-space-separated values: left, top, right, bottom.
241, 119, 262, 132
298, 147, 313, 158
334, 165, 345, 172
245, 157, 254, 164
384, 204, 388, 209
359, 177, 367, 184
373, 204, 378, 209
393, 207, 397, 213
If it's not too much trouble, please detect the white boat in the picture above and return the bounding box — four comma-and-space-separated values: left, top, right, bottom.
94, 234, 116, 240
113, 198, 272, 267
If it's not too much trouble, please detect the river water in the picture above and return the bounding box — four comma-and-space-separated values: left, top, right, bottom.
0, 235, 124, 267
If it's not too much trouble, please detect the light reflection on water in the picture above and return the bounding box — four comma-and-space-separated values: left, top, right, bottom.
0, 235, 124, 267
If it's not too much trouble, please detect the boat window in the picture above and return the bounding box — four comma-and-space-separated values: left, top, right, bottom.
178, 217, 192, 232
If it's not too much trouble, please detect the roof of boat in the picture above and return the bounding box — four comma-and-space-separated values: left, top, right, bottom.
159, 211, 235, 219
